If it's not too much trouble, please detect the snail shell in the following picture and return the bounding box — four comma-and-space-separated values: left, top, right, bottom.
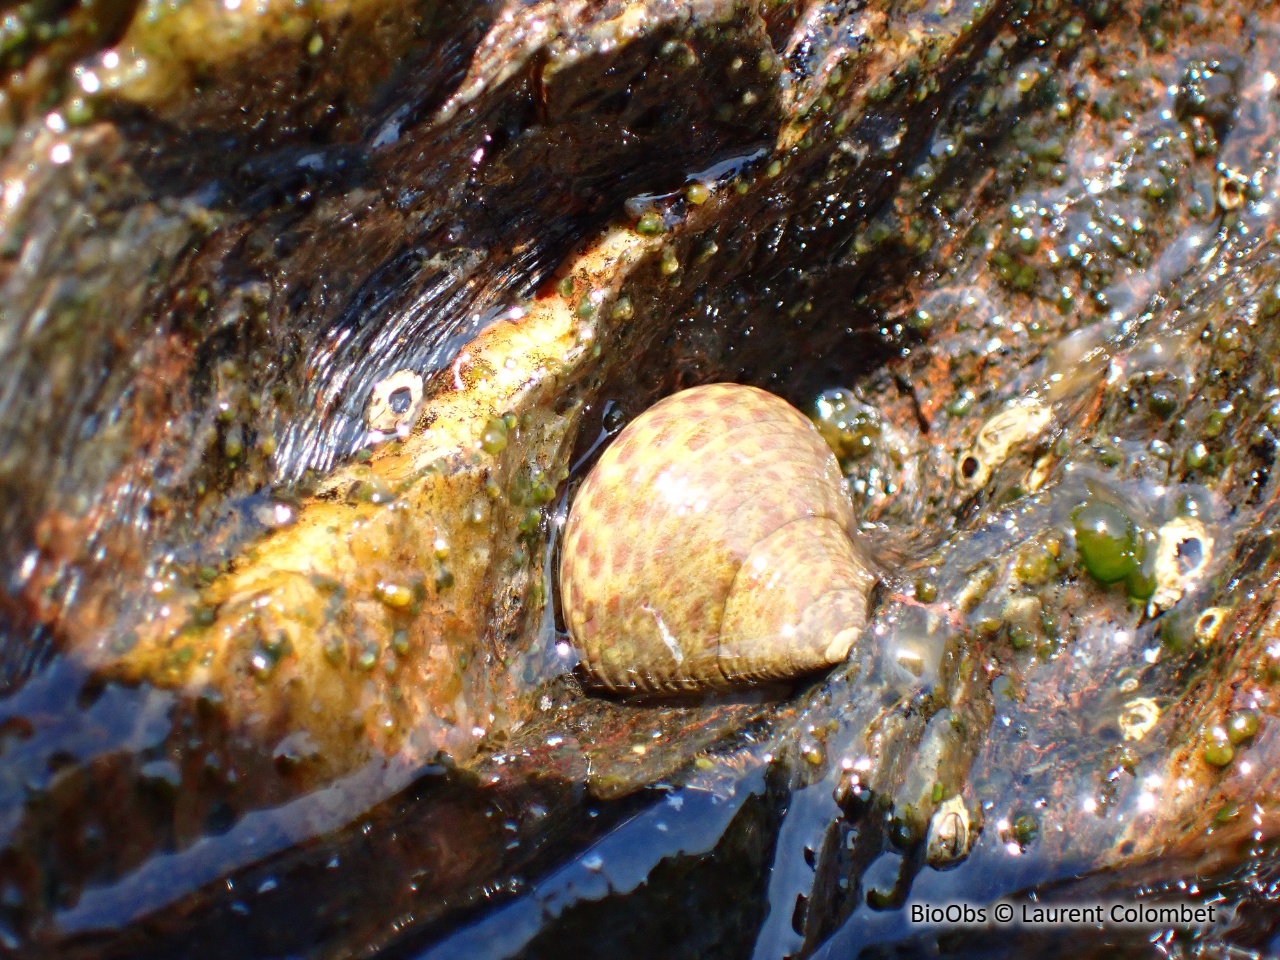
560, 383, 878, 694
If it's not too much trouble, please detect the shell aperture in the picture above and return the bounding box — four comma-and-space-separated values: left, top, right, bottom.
560, 383, 878, 694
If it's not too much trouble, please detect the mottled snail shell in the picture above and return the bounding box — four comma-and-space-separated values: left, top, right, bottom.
560, 383, 878, 694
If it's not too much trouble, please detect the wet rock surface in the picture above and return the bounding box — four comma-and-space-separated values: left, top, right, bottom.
2, 0, 1280, 957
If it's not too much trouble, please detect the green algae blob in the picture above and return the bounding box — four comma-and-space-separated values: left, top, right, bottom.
1014, 538, 1057, 586
1226, 709, 1260, 745
1203, 729, 1234, 768
1012, 813, 1040, 847
1072, 500, 1141, 584
1125, 529, 1160, 602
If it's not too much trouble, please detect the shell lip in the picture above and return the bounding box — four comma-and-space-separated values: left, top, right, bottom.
572, 661, 800, 706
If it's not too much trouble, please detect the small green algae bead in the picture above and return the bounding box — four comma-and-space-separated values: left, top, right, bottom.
1184, 442, 1210, 471
635, 211, 664, 236
1226, 710, 1260, 745
1072, 500, 1140, 584
1203, 739, 1234, 767
1011, 814, 1039, 846
1014, 540, 1056, 586
1146, 386, 1178, 419
1125, 529, 1159, 602
480, 415, 510, 455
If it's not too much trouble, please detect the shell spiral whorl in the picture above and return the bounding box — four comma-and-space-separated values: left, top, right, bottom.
560, 383, 878, 695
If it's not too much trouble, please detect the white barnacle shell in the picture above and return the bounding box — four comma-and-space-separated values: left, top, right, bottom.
1119, 696, 1161, 742
559, 383, 878, 694
956, 399, 1053, 489
366, 370, 424, 434
1147, 516, 1212, 616
926, 795, 974, 868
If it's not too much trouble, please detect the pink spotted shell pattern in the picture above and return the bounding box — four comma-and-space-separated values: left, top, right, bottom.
559, 383, 877, 694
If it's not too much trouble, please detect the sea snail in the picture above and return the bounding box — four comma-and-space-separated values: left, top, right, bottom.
560, 383, 878, 695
